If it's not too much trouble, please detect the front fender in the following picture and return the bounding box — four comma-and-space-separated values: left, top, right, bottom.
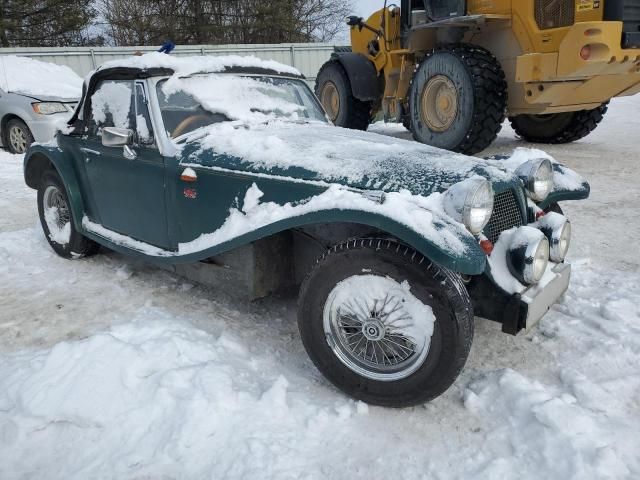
83, 206, 487, 275
24, 142, 86, 231
538, 163, 591, 209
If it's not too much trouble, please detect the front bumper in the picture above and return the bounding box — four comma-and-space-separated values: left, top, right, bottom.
521, 263, 571, 332
467, 262, 571, 335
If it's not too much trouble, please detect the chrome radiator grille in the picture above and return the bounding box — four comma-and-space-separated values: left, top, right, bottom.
486, 190, 524, 244
535, 0, 575, 30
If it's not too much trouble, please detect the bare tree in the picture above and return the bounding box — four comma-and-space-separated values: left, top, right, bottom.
0, 0, 98, 47
98, 0, 352, 46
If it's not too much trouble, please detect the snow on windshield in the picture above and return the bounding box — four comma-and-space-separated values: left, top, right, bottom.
159, 74, 325, 126
0, 55, 82, 99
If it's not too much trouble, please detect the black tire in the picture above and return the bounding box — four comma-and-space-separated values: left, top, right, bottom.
409, 44, 507, 155
297, 238, 474, 407
6, 118, 34, 154
315, 60, 372, 130
37, 170, 99, 259
509, 103, 608, 144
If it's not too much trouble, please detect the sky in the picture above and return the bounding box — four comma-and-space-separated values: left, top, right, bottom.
337, 0, 383, 41
353, 0, 381, 17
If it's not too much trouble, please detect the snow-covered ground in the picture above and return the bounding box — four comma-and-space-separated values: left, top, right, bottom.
1, 97, 639, 479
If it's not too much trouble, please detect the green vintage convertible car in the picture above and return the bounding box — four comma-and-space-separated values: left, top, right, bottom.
23, 53, 588, 407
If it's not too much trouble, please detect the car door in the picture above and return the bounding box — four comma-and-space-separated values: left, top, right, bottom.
79, 79, 170, 249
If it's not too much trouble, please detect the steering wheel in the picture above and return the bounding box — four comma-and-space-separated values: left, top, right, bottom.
171, 114, 212, 138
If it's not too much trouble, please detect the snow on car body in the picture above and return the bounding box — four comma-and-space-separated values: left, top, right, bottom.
23, 53, 590, 407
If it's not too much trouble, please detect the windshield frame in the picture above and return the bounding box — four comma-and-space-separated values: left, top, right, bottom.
151, 72, 329, 144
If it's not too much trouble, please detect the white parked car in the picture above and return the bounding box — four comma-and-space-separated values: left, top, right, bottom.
0, 56, 82, 154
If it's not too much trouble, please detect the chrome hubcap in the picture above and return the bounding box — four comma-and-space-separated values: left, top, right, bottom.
9, 125, 28, 153
323, 275, 434, 381
420, 75, 459, 132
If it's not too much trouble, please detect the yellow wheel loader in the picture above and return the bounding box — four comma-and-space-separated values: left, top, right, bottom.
315, 1, 640, 154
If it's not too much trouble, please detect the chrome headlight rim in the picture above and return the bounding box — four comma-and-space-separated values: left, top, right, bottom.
515, 158, 554, 202
507, 230, 550, 285
542, 218, 571, 263
444, 177, 494, 235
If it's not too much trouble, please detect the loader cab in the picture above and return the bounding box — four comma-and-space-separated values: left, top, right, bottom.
400, 0, 466, 30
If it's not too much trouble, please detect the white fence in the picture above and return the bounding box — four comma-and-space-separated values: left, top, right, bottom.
0, 43, 344, 82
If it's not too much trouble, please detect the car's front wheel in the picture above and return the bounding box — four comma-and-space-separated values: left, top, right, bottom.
6, 118, 34, 154
298, 239, 474, 407
37, 170, 99, 259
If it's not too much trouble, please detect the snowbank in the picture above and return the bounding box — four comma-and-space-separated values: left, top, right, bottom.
0, 55, 82, 99
0, 259, 638, 479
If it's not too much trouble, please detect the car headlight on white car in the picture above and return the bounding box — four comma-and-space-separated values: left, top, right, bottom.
444, 177, 494, 234
32, 102, 69, 115
515, 158, 554, 202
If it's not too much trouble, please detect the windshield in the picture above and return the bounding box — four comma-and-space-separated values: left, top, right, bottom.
156, 74, 327, 139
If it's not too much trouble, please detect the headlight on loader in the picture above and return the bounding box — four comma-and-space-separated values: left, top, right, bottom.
515, 158, 554, 202
444, 177, 494, 235
507, 227, 550, 285
536, 212, 571, 262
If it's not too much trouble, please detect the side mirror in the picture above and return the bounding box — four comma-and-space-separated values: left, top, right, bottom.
102, 127, 133, 147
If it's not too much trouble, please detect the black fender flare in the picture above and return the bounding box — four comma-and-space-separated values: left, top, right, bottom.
330, 52, 381, 102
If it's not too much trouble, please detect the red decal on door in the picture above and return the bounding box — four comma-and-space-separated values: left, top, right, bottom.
183, 188, 197, 199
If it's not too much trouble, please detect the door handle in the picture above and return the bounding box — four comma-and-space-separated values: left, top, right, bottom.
79, 147, 101, 155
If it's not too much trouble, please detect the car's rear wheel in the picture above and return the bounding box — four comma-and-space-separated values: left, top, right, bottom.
298, 239, 474, 407
37, 171, 99, 259
6, 119, 34, 154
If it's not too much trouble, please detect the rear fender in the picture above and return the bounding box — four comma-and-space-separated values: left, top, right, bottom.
24, 143, 85, 230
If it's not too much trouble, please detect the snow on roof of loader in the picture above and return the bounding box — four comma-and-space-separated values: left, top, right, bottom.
97, 52, 302, 78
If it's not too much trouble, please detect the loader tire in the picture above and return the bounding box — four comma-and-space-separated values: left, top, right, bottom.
509, 103, 608, 144
315, 60, 372, 130
409, 44, 507, 155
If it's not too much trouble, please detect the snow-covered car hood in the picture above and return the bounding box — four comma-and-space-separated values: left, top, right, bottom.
183, 122, 515, 197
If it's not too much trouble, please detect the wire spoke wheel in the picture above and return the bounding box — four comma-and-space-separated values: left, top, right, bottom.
9, 125, 28, 153
323, 274, 434, 381
43, 185, 70, 233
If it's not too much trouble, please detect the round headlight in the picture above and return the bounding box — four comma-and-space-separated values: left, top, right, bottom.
530, 237, 550, 283
507, 227, 550, 285
554, 221, 571, 262
515, 158, 554, 202
537, 213, 571, 262
444, 178, 494, 235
